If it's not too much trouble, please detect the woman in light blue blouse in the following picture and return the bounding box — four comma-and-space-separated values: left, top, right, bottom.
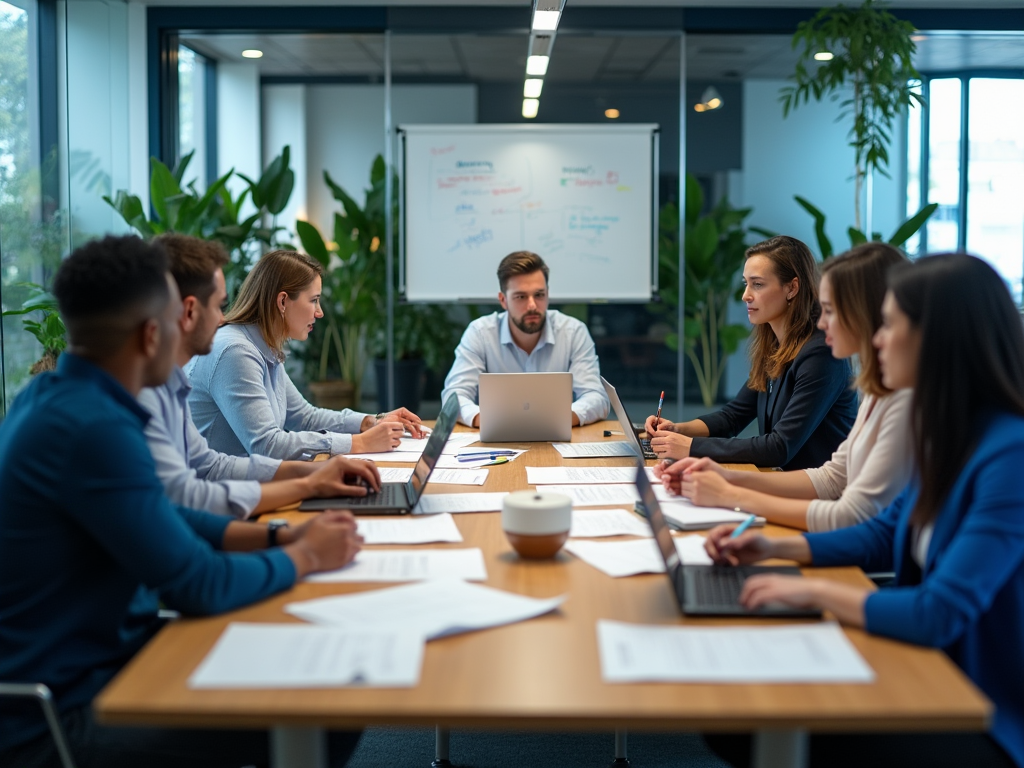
703, 254, 1024, 768
188, 250, 424, 460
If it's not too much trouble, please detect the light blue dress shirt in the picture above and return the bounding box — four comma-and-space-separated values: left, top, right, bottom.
138, 366, 282, 519
186, 324, 369, 459
441, 309, 609, 427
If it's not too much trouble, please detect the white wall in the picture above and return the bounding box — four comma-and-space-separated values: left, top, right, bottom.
127, 3, 148, 214
263, 84, 308, 244
304, 84, 476, 236
217, 62, 261, 205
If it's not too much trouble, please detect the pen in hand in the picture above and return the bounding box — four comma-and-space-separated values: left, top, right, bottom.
653, 390, 664, 431
729, 514, 758, 539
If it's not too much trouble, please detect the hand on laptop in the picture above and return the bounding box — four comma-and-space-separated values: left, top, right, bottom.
284, 510, 363, 578
306, 456, 381, 498
351, 421, 405, 453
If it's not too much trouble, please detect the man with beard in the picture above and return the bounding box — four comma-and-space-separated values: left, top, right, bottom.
441, 251, 609, 428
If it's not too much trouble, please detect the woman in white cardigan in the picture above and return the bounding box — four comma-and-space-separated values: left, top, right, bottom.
655, 243, 913, 532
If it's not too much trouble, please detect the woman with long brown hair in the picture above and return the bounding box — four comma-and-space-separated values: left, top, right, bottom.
646, 235, 857, 470
188, 249, 423, 459
656, 243, 913, 531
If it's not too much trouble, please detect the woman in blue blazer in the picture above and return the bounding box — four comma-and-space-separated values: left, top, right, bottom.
704, 254, 1024, 768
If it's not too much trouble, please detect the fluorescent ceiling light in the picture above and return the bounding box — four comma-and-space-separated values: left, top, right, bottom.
814, 51, 834, 61
524, 79, 544, 98
533, 10, 560, 31
241, 49, 263, 59
604, 108, 620, 119
522, 98, 540, 119
526, 55, 549, 76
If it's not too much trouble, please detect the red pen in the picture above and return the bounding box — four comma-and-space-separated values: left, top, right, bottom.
654, 390, 664, 431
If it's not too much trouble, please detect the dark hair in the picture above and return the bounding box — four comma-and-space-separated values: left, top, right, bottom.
53, 235, 171, 356
745, 235, 820, 389
154, 233, 229, 303
497, 251, 549, 293
890, 253, 1024, 525
821, 243, 908, 398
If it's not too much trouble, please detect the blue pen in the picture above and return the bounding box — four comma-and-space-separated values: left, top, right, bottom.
457, 452, 516, 462
729, 513, 758, 539
458, 450, 516, 458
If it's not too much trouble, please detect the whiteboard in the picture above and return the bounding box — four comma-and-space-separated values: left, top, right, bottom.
401, 124, 657, 302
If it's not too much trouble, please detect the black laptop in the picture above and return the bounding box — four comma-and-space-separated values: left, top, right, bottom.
634, 467, 821, 618
298, 395, 460, 515
601, 376, 657, 460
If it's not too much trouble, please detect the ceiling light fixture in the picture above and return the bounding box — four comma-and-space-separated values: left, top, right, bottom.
694, 86, 724, 113
522, 98, 540, 119
241, 49, 263, 59
526, 55, 550, 76
533, 10, 561, 31
605, 108, 620, 119
524, 79, 544, 98
814, 51, 834, 61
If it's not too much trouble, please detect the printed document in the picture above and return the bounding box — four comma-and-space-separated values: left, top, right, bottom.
570, 508, 652, 538
565, 535, 711, 577
538, 484, 641, 507
378, 467, 414, 483
189, 623, 424, 688
345, 451, 423, 463
356, 513, 463, 545
427, 468, 488, 486
435, 448, 528, 469
553, 442, 639, 459
306, 548, 487, 582
413, 492, 508, 514
526, 466, 639, 485
597, 621, 875, 683
287, 579, 565, 640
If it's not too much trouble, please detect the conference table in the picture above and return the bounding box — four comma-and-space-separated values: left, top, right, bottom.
94, 421, 990, 768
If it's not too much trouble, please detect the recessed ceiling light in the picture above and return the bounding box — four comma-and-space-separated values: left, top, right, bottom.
533, 10, 560, 31
605, 108, 620, 119
524, 79, 544, 98
814, 51, 834, 61
526, 55, 549, 76
242, 49, 263, 59
522, 98, 540, 119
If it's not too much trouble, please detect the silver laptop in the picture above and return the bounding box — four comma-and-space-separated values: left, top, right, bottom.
479, 372, 573, 442
298, 395, 459, 514
601, 376, 657, 460
635, 466, 821, 618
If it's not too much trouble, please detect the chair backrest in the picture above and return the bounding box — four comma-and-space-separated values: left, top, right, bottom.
0, 682, 77, 768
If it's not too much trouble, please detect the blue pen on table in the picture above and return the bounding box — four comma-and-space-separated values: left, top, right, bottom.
457, 450, 517, 462
729, 513, 758, 539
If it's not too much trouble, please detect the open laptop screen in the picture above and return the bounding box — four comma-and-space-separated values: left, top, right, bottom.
601, 376, 646, 461
406, 394, 460, 504
634, 466, 687, 600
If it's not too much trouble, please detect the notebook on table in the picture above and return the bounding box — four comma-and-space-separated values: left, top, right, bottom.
298, 395, 459, 515
479, 372, 573, 442
601, 376, 657, 460
634, 467, 821, 618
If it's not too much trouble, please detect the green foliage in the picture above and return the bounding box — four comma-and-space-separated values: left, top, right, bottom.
781, 0, 924, 229
787, 195, 938, 259
2, 283, 66, 373
652, 175, 753, 407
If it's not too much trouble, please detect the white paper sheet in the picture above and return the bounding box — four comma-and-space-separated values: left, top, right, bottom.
188, 623, 424, 688
378, 467, 414, 483
397, 433, 479, 455
570, 508, 652, 538
413, 492, 508, 514
356, 513, 463, 544
660, 500, 766, 531
435, 448, 528, 469
287, 579, 565, 640
345, 451, 423, 463
426, 468, 488, 486
552, 442, 639, 458
538, 484, 641, 507
597, 621, 875, 683
306, 548, 487, 582
526, 466, 640, 485
565, 535, 711, 577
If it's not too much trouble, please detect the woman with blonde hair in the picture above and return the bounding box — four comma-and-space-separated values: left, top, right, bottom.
656, 243, 913, 531
646, 235, 857, 470
188, 249, 423, 460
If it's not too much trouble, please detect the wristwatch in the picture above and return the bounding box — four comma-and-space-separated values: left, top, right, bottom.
266, 519, 289, 547
374, 411, 387, 425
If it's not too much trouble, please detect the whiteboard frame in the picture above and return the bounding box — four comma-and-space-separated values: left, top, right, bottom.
398, 123, 660, 304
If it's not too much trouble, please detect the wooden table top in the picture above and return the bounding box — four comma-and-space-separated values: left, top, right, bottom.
94, 421, 990, 733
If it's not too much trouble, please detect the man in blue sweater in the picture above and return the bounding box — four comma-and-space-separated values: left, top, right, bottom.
0, 235, 362, 767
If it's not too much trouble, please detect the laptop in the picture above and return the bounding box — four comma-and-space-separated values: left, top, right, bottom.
298, 395, 460, 514
634, 467, 821, 618
601, 376, 657, 460
479, 372, 573, 442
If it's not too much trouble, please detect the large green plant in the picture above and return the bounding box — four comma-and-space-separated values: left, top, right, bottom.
1, 283, 65, 374
782, 0, 924, 232
789, 195, 938, 259
653, 175, 752, 407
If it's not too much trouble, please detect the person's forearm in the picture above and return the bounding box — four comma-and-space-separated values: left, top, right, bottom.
222, 520, 277, 551
732, 486, 811, 531
272, 461, 318, 481
253, 478, 312, 514
676, 419, 710, 438
811, 581, 868, 627
726, 468, 819, 500
768, 535, 814, 564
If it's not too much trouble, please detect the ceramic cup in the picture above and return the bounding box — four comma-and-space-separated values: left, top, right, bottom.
502, 490, 573, 559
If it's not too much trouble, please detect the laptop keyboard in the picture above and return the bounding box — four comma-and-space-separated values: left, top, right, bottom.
639, 437, 657, 460
339, 483, 404, 507
693, 567, 747, 606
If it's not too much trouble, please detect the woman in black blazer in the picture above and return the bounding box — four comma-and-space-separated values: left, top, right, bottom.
646, 236, 857, 470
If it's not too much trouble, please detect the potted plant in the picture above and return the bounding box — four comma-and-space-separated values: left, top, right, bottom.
652, 175, 752, 408
1, 283, 66, 374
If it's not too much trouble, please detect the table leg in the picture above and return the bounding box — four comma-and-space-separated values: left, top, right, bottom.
271, 726, 327, 768
752, 730, 808, 768
610, 727, 630, 766
432, 726, 453, 768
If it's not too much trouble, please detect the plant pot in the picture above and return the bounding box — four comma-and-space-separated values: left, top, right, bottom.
308, 379, 357, 411
375, 358, 425, 414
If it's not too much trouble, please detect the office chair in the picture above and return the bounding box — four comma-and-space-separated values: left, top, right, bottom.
0, 682, 77, 768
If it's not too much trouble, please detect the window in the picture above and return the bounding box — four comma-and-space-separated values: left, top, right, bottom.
178, 44, 210, 188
